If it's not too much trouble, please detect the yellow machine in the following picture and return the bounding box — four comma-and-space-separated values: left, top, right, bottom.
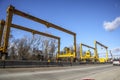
84, 50, 91, 59
94, 40, 108, 63
80, 43, 95, 62
56, 47, 75, 62
0, 5, 76, 61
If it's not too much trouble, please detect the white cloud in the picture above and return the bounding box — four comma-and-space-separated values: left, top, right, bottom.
103, 16, 120, 31
111, 47, 120, 53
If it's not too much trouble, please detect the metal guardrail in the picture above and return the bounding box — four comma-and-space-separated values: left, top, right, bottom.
0, 60, 74, 68
0, 60, 112, 68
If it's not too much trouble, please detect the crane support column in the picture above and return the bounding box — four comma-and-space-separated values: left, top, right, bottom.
58, 38, 60, 55
80, 43, 83, 59
94, 41, 98, 60
0, 20, 5, 47
106, 48, 108, 61
74, 34, 76, 58
2, 6, 14, 60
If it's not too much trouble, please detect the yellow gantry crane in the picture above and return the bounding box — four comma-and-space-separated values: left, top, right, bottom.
0, 19, 60, 60
0, 5, 76, 61
80, 41, 109, 63
80, 43, 96, 62
94, 40, 108, 63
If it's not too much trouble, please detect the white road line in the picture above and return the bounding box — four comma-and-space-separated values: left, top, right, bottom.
0, 65, 112, 78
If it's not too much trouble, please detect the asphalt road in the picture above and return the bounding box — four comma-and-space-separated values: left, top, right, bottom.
0, 64, 120, 80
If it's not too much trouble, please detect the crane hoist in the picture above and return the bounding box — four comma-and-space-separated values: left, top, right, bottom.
80, 43, 96, 62
94, 40, 108, 63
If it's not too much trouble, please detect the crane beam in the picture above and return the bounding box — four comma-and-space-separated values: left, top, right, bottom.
11, 24, 60, 39
95, 41, 108, 49
81, 43, 95, 50
12, 7, 76, 35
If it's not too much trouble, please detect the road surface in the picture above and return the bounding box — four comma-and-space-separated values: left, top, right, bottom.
0, 64, 120, 80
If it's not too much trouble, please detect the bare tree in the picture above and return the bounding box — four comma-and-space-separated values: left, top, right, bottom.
15, 37, 30, 60
41, 37, 58, 60
8, 33, 58, 61
48, 39, 58, 60
8, 45, 16, 60
41, 37, 49, 60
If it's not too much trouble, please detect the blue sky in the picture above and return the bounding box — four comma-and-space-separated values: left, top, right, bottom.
0, 0, 120, 57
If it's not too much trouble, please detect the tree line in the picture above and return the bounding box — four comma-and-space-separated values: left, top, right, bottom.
8, 34, 58, 61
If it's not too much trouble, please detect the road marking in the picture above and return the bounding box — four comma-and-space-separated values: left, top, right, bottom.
0, 65, 112, 78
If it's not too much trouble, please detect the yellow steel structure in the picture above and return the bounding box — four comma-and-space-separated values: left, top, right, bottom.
1, 5, 76, 60
0, 20, 5, 59
94, 40, 108, 63
0, 20, 60, 60
80, 43, 95, 62
56, 47, 76, 62
57, 47, 75, 59
56, 46, 76, 62
0, 20, 5, 47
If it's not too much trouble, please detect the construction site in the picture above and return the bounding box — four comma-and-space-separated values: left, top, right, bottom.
0, 5, 112, 66
0, 2, 120, 80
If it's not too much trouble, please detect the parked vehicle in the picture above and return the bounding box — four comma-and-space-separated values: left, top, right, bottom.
113, 59, 120, 66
